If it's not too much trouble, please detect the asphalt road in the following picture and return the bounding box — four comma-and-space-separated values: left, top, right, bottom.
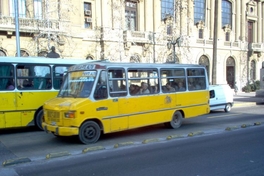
0, 92, 263, 171
3, 123, 264, 176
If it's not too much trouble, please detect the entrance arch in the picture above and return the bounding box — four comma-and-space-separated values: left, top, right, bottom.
226, 57, 235, 88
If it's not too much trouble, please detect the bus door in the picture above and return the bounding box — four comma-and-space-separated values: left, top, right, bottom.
15, 64, 52, 126
105, 69, 128, 132
0, 64, 20, 128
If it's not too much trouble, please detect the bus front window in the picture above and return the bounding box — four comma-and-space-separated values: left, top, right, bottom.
58, 71, 96, 98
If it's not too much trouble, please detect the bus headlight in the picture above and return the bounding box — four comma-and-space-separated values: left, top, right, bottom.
64, 111, 76, 118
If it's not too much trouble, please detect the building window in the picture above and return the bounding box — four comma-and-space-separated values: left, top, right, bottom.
222, 0, 232, 28
125, 1, 137, 31
84, 2, 92, 29
198, 29, 204, 39
194, 0, 206, 24
34, 0, 42, 19
9, 0, 26, 17
161, 0, 174, 20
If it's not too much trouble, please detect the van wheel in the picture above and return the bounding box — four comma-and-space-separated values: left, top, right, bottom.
79, 121, 101, 144
224, 103, 232, 112
166, 111, 183, 129
35, 110, 44, 130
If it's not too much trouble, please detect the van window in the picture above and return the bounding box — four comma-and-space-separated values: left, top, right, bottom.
210, 90, 215, 98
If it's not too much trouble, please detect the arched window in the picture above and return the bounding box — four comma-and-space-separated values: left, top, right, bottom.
222, 0, 232, 28
199, 55, 210, 78
0, 50, 7, 56
86, 56, 94, 60
16, 50, 29, 57
194, 0, 206, 24
38, 51, 48, 57
130, 55, 140, 63
166, 53, 179, 63
226, 57, 235, 88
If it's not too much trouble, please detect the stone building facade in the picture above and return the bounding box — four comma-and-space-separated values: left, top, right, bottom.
0, 0, 263, 91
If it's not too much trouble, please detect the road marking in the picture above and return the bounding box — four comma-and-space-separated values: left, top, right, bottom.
207, 113, 241, 119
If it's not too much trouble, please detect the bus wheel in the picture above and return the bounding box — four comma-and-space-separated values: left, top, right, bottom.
79, 121, 101, 144
35, 110, 44, 131
224, 103, 232, 112
167, 111, 183, 129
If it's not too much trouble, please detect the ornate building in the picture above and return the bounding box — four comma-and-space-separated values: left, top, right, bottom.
0, 0, 263, 91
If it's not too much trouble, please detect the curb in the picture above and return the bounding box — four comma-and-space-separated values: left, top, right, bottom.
142, 138, 159, 144
254, 122, 261, 126
241, 124, 252, 128
225, 126, 239, 131
188, 131, 204, 137
166, 134, 184, 140
2, 157, 31, 167
46, 151, 71, 159
82, 146, 105, 153
114, 142, 134, 148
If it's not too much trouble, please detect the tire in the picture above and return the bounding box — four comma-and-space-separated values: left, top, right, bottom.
79, 121, 101, 144
166, 111, 183, 129
224, 103, 232, 112
35, 109, 44, 130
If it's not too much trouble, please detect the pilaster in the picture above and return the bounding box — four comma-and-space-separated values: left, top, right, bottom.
235, 0, 241, 41
257, 1, 262, 43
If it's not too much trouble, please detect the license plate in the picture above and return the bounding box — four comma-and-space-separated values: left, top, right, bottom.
47, 111, 60, 122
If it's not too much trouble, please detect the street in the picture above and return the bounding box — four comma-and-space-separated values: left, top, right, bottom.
2, 121, 264, 176
0, 93, 263, 175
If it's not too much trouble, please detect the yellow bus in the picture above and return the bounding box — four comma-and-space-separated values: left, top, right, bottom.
0, 57, 89, 130
42, 62, 210, 144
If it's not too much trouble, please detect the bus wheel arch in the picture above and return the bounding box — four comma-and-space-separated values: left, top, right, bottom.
34, 108, 44, 131
166, 110, 184, 129
78, 119, 103, 144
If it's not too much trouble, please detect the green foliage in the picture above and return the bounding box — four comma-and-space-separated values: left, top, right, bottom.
242, 80, 260, 92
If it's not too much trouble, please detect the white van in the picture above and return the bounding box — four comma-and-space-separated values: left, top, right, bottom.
209, 84, 234, 112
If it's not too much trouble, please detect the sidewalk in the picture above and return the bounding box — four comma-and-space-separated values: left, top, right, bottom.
233, 92, 264, 107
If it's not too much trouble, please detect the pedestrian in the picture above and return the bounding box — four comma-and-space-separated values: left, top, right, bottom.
46, 46, 60, 58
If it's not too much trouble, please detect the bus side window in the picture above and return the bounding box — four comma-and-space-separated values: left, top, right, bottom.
54, 66, 67, 89
0, 64, 14, 90
94, 70, 108, 100
108, 69, 127, 97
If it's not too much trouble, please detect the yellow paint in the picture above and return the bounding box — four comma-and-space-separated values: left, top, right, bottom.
0, 91, 58, 129
42, 90, 209, 136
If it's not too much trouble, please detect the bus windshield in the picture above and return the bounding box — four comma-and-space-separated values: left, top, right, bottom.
58, 70, 96, 98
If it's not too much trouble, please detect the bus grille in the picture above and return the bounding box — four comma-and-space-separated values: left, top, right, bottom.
47, 111, 60, 122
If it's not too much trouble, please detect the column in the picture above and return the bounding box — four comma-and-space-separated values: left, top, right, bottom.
187, 0, 193, 36
235, 0, 241, 41
217, 0, 221, 37
241, 0, 246, 41
257, 2, 262, 43
210, 0, 214, 39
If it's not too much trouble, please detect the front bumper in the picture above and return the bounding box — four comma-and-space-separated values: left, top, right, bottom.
42, 122, 79, 136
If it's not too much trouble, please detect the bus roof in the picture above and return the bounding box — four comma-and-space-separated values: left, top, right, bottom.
69, 61, 206, 71
0, 56, 97, 65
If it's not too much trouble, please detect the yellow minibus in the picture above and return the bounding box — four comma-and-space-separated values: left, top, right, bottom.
42, 62, 210, 144
0, 57, 88, 130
